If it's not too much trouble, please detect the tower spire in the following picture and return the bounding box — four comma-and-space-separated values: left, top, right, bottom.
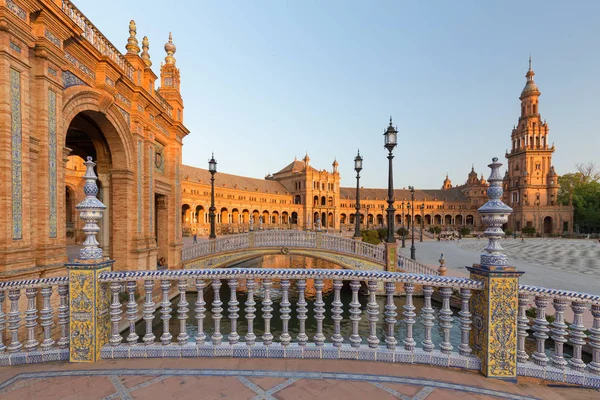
164, 32, 176, 64
141, 36, 152, 67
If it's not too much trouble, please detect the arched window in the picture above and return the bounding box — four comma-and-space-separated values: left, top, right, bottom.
294, 195, 302, 204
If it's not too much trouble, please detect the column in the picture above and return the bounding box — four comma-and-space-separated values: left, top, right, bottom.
467, 157, 523, 379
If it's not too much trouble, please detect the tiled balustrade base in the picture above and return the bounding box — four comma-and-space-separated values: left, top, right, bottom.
517, 362, 600, 389
0, 348, 69, 367
100, 343, 481, 370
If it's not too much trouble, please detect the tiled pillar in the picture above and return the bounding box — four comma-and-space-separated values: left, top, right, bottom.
66, 260, 114, 362
385, 242, 396, 272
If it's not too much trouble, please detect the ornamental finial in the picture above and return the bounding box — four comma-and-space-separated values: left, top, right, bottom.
126, 20, 140, 55
75, 157, 107, 260
141, 36, 152, 67
164, 32, 176, 64
477, 157, 513, 270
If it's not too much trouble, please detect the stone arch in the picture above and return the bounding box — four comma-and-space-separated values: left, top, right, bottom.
455, 215, 463, 225
444, 215, 452, 226
543, 216, 553, 234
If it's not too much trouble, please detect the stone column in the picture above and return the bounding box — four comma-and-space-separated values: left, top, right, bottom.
66, 157, 113, 363
467, 157, 523, 379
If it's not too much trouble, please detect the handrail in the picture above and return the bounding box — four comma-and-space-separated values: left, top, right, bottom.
0, 276, 69, 291
98, 267, 483, 289
397, 254, 439, 275
519, 284, 600, 305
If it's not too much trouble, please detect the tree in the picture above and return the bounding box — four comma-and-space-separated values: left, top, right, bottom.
361, 230, 381, 245
558, 163, 600, 233
459, 227, 471, 237
397, 227, 409, 237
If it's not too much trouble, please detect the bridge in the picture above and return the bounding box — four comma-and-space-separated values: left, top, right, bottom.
181, 230, 438, 274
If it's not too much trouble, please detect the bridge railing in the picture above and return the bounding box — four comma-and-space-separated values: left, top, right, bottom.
254, 231, 317, 248
397, 254, 439, 275
0, 277, 70, 366
516, 284, 600, 382
321, 234, 385, 263
98, 268, 483, 369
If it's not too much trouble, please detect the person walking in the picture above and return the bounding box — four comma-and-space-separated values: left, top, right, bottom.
193, 232, 198, 244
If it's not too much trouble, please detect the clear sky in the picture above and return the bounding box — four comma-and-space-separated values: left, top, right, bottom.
74, 0, 600, 189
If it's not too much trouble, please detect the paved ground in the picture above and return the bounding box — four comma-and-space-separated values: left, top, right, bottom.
399, 238, 600, 295
0, 358, 597, 400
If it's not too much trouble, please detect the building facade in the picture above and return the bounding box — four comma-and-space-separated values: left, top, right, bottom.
181, 62, 573, 237
1, 0, 188, 280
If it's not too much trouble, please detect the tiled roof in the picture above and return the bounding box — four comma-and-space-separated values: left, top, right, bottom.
339, 187, 467, 202
273, 160, 306, 175
181, 165, 290, 194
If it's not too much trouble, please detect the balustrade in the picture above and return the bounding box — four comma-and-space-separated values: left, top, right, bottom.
0, 277, 70, 364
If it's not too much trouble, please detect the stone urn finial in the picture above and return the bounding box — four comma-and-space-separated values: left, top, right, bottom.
75, 157, 107, 261
438, 253, 447, 276
478, 157, 513, 270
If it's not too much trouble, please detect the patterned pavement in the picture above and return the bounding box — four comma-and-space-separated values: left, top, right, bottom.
0, 358, 597, 400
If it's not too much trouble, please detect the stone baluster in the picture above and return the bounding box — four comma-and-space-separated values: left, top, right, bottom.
0, 291, 5, 353
126, 281, 139, 345
589, 304, 600, 373
550, 298, 568, 368
262, 278, 273, 346
24, 288, 39, 351
313, 279, 326, 347
421, 286, 434, 352
109, 283, 123, 346
279, 279, 292, 347
195, 279, 206, 345
568, 301, 587, 372
227, 279, 239, 345
39, 287, 55, 351
367, 280, 379, 348
7, 289, 22, 352
177, 279, 189, 345
349, 280, 362, 348
439, 287, 454, 354
143, 280, 155, 345
331, 279, 343, 347
403, 283, 416, 351
244, 278, 256, 345
384, 282, 397, 350
532, 295, 550, 366
517, 293, 529, 363
160, 280, 172, 345
211, 279, 223, 345
296, 279, 308, 346
458, 288, 472, 356
57, 284, 69, 349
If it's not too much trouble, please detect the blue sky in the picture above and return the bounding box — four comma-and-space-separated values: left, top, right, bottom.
75, 0, 600, 189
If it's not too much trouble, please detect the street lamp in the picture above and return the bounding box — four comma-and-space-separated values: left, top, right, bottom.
420, 203, 425, 242
409, 186, 416, 260
208, 153, 217, 239
383, 117, 397, 244
401, 201, 405, 248
353, 150, 363, 239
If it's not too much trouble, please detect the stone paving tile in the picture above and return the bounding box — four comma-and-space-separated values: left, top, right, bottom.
118, 375, 158, 389
129, 376, 255, 400
0, 376, 115, 400
275, 378, 399, 400
249, 376, 288, 391
382, 382, 426, 397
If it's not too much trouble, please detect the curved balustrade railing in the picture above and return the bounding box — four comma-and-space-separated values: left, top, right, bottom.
516, 284, 600, 385
397, 254, 439, 275
0, 277, 70, 366
182, 231, 388, 267
98, 268, 483, 369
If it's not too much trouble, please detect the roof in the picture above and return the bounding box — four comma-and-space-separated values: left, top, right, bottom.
339, 187, 467, 202
181, 165, 289, 194
273, 160, 306, 175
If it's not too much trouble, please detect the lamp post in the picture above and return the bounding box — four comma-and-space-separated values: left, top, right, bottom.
353, 150, 363, 239
401, 201, 405, 248
208, 153, 217, 239
409, 186, 416, 260
383, 117, 397, 244
420, 203, 424, 242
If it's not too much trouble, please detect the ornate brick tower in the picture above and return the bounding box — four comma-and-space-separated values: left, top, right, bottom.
504, 59, 573, 234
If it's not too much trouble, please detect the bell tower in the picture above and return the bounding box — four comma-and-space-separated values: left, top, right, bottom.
504, 58, 565, 233
158, 33, 184, 123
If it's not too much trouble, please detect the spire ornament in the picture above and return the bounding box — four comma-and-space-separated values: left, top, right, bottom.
164, 32, 176, 64
477, 157, 513, 270
126, 20, 140, 55
75, 157, 107, 261
141, 36, 152, 67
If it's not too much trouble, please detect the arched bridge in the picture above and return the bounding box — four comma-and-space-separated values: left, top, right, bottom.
181, 230, 438, 274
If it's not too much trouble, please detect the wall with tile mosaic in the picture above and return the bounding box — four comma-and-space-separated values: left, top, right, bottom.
48, 90, 57, 238
10, 68, 22, 240
137, 140, 143, 232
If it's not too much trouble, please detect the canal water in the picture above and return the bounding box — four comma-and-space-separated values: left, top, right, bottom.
135, 255, 585, 360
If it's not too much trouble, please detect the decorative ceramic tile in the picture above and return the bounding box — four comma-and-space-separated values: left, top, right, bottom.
137, 140, 142, 232
48, 90, 57, 237
62, 71, 89, 89
117, 106, 130, 125
6, 0, 26, 20
148, 146, 153, 233
116, 93, 131, 106
10, 68, 22, 240
44, 29, 61, 47
9, 41, 21, 53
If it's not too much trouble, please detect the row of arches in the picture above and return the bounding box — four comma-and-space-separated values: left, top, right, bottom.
312, 196, 334, 207
182, 205, 299, 225
339, 213, 476, 226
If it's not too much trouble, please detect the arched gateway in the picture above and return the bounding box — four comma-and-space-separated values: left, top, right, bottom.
0, 3, 189, 279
